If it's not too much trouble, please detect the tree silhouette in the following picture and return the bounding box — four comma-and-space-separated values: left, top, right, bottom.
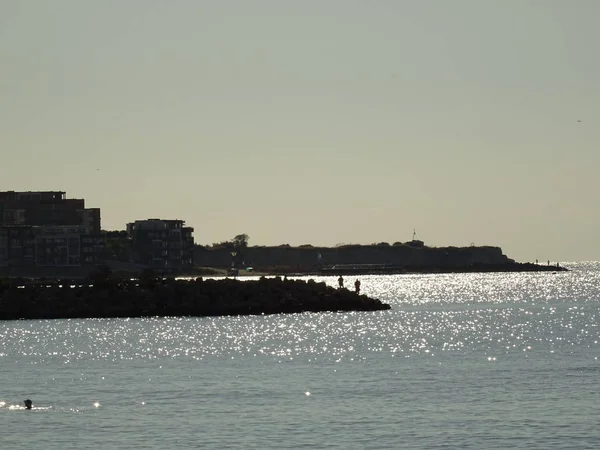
232, 234, 249, 249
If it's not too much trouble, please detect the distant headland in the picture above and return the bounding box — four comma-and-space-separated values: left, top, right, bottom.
194, 239, 567, 277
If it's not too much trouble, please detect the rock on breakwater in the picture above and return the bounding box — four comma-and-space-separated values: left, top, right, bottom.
0, 276, 391, 320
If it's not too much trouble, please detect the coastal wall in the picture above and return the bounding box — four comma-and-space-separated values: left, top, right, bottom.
194, 244, 514, 271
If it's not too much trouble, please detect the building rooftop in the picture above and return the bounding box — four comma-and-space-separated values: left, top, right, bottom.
128, 218, 187, 231
0, 191, 67, 201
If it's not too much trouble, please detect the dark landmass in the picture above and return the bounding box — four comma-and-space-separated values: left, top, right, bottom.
195, 242, 568, 276
0, 276, 391, 321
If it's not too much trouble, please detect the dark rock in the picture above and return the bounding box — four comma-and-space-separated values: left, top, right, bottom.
0, 277, 391, 321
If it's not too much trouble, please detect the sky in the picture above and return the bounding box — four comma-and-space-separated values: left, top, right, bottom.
1, 0, 599, 262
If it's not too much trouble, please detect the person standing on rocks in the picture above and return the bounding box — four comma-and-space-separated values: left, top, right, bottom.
354, 279, 361, 295
338, 276, 344, 289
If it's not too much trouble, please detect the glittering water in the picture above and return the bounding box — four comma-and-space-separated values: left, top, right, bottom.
2, 262, 600, 449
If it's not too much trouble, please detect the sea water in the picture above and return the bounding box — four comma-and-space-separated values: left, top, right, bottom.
1, 262, 599, 449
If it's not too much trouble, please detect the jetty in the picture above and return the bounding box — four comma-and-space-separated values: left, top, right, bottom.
0, 276, 391, 321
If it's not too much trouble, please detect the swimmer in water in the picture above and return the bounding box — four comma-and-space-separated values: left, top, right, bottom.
24, 399, 32, 410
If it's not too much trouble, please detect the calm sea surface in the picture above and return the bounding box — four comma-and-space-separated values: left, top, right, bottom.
2, 262, 600, 449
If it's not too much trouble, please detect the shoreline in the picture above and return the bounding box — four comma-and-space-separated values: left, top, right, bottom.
189, 262, 568, 278
0, 262, 567, 281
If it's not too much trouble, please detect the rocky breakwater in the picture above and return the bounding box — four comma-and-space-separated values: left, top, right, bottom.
0, 277, 391, 321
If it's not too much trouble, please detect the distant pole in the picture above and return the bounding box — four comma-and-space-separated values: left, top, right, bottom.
413, 229, 417, 241
231, 251, 237, 278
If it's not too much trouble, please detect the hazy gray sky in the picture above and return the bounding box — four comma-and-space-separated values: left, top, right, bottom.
1, 1, 598, 261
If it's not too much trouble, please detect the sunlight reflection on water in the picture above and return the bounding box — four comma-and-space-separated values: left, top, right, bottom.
2, 262, 599, 363
1, 262, 600, 449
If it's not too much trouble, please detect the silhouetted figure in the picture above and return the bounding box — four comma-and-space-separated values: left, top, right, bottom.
547, 260, 550, 266
24, 399, 32, 410
338, 276, 344, 289
536, 259, 538, 264
354, 279, 361, 295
